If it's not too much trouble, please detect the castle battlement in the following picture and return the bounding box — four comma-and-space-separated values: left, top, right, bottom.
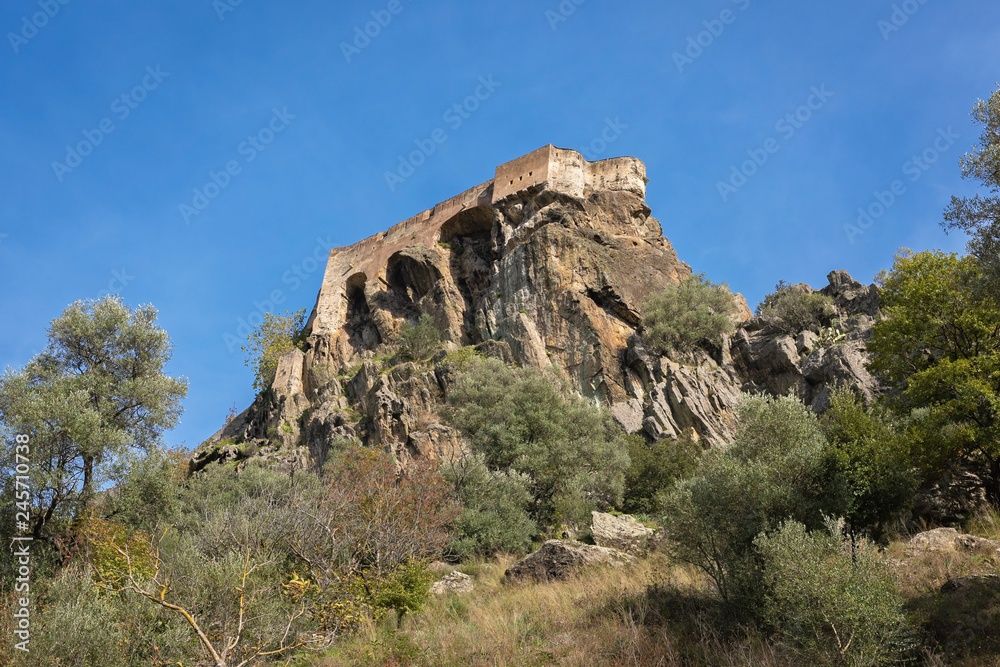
311, 145, 647, 336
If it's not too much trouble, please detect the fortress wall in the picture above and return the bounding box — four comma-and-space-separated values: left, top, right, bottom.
492, 145, 554, 202
311, 145, 649, 336
585, 156, 647, 198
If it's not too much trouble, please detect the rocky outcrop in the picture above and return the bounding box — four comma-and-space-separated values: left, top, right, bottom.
504, 540, 633, 584
914, 467, 989, 526
191, 147, 885, 474
591, 512, 655, 555
906, 528, 1000, 557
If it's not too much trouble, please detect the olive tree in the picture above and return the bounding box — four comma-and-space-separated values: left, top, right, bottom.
0, 297, 188, 540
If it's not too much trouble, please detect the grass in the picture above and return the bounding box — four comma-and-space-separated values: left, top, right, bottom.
298, 509, 1000, 667
305, 553, 785, 667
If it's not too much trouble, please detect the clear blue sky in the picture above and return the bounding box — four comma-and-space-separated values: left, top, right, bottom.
1, 0, 997, 450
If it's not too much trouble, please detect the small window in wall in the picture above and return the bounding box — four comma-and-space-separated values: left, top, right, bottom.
519, 176, 523, 181
509, 180, 514, 185
529, 171, 533, 177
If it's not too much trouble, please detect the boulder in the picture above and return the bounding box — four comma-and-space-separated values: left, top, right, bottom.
591, 512, 654, 555
430, 571, 474, 595
906, 528, 1000, 557
504, 540, 633, 584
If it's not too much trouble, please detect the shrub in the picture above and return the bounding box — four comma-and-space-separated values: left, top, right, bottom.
398, 313, 441, 361
755, 519, 917, 666
443, 453, 538, 558
622, 432, 701, 515
658, 394, 850, 616
242, 308, 307, 391
445, 357, 629, 527
756, 281, 836, 334
642, 273, 738, 356
819, 389, 917, 541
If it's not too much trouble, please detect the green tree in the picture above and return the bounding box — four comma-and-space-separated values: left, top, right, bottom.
867, 249, 1000, 500
942, 85, 1000, 291
622, 432, 701, 515
0, 297, 188, 540
445, 358, 630, 527
659, 394, 850, 615
820, 389, 917, 541
242, 309, 306, 392
398, 313, 441, 361
443, 453, 537, 558
755, 519, 916, 666
642, 273, 738, 356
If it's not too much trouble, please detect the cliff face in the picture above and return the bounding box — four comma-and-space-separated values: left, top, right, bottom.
191, 146, 880, 473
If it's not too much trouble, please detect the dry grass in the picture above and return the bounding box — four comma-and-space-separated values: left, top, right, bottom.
306, 553, 786, 667
300, 510, 1000, 667
882, 506, 1000, 666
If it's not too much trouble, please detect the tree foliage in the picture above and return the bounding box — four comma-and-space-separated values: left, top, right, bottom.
622, 432, 701, 516
642, 273, 738, 356
942, 85, 1000, 291
756, 280, 836, 334
659, 394, 850, 614
819, 389, 917, 541
443, 453, 537, 558
756, 519, 916, 666
445, 358, 629, 527
868, 249, 1000, 499
242, 309, 307, 392
397, 313, 441, 361
0, 297, 188, 545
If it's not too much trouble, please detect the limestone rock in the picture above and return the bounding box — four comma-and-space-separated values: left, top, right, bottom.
906, 528, 1000, 557
504, 540, 633, 584
591, 512, 654, 555
430, 571, 474, 595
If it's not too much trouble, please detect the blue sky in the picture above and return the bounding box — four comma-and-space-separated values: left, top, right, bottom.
1, 0, 998, 450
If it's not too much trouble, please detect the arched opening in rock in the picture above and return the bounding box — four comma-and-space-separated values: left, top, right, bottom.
344, 273, 381, 349
385, 252, 440, 318
439, 206, 497, 344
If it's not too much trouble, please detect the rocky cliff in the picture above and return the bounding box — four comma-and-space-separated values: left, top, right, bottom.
191, 146, 880, 473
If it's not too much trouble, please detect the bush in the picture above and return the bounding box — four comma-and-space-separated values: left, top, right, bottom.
755, 519, 917, 666
756, 281, 836, 334
820, 389, 917, 541
658, 394, 850, 616
398, 313, 441, 361
622, 432, 701, 515
445, 358, 629, 527
242, 309, 307, 391
642, 273, 738, 356
444, 453, 537, 558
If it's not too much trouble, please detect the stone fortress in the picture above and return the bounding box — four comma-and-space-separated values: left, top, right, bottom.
195, 141, 879, 476
310, 144, 648, 339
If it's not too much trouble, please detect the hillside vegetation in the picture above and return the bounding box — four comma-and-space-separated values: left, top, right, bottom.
1, 86, 999, 665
